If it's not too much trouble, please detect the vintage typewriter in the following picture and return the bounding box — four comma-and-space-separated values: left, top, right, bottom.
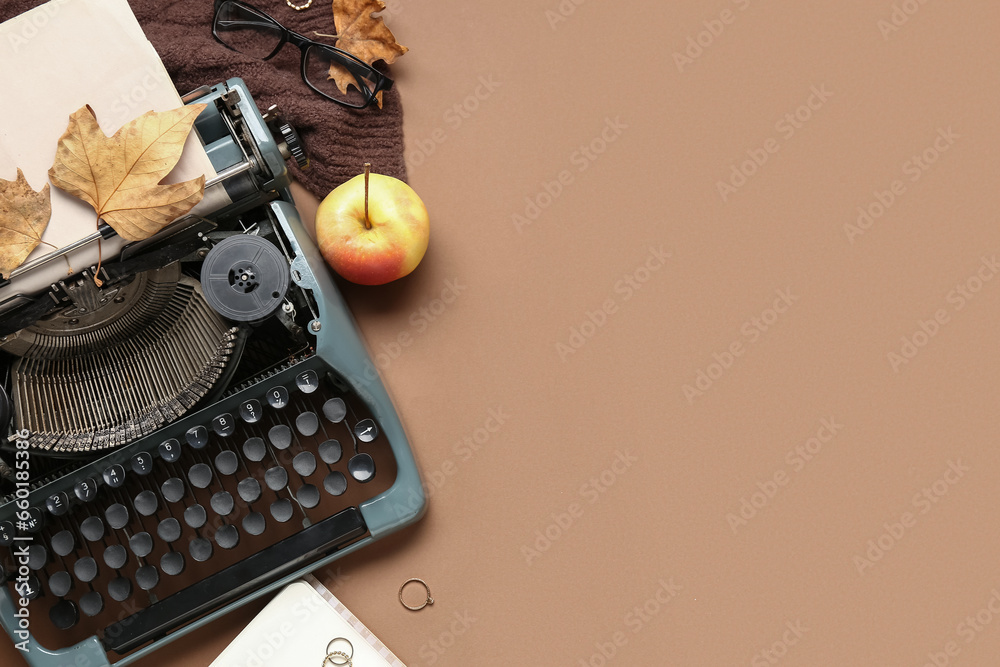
0, 79, 425, 667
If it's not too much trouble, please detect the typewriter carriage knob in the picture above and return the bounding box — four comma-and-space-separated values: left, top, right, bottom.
263, 104, 309, 171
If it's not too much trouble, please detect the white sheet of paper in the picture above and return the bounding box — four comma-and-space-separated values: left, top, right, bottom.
211, 579, 406, 667
0, 0, 216, 289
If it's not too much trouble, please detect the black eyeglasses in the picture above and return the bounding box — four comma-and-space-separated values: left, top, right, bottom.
212, 0, 393, 109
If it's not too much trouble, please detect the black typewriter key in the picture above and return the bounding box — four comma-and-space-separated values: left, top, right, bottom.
134, 491, 159, 517
51, 530, 76, 557
266, 385, 289, 409
157, 518, 182, 543
74, 477, 98, 503
23, 507, 44, 533
27, 544, 48, 571
240, 399, 263, 424
318, 439, 342, 464
80, 591, 104, 617
0, 520, 14, 546
242, 512, 266, 536
211, 492, 235, 517
103, 544, 128, 570
237, 477, 262, 504
184, 505, 207, 530
162, 477, 186, 503
322, 398, 347, 423
189, 538, 213, 562
81, 516, 105, 542
324, 472, 348, 496
297, 484, 320, 509
19, 574, 41, 600
354, 418, 378, 443
46, 491, 70, 517
108, 577, 132, 602
158, 438, 181, 463
129, 532, 154, 558
211, 413, 236, 437
131, 451, 154, 475
264, 466, 288, 491
106, 503, 130, 530
49, 571, 73, 597
268, 424, 293, 450
243, 437, 267, 462
74, 557, 98, 583
103, 463, 126, 488
135, 565, 159, 591
270, 499, 293, 523
296, 370, 320, 394
215, 524, 239, 550
292, 451, 317, 477
161, 552, 185, 576
186, 425, 209, 449
50, 599, 79, 630
348, 453, 376, 483
215, 450, 239, 476
296, 411, 319, 437
188, 463, 213, 489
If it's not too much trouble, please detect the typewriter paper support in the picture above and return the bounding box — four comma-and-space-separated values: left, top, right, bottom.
0, 79, 426, 667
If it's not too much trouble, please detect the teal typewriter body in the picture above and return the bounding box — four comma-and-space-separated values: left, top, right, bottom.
0, 79, 425, 667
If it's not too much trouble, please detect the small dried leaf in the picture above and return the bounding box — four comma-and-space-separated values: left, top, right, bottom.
0, 168, 51, 279
328, 0, 408, 108
48, 104, 207, 242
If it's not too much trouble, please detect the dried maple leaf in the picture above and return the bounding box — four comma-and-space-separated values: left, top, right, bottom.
326, 0, 408, 108
0, 168, 52, 279
48, 104, 207, 243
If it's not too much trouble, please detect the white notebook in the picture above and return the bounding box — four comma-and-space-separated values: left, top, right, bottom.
211, 576, 406, 667
0, 0, 217, 292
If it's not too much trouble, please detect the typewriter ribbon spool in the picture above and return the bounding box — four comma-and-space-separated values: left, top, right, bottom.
200, 235, 291, 322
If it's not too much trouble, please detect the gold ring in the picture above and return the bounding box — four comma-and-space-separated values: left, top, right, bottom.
325, 638, 354, 663
323, 651, 351, 667
399, 578, 434, 611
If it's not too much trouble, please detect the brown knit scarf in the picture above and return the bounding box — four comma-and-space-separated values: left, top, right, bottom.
0, 0, 407, 199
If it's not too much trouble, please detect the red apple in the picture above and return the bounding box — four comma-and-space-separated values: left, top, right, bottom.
316, 165, 429, 285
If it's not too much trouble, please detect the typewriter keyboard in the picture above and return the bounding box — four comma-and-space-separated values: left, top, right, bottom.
0, 361, 397, 655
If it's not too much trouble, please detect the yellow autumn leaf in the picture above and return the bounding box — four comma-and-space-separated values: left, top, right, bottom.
48, 104, 207, 242
327, 0, 407, 108
0, 168, 52, 279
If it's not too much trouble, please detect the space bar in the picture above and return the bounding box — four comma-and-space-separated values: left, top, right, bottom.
102, 507, 366, 655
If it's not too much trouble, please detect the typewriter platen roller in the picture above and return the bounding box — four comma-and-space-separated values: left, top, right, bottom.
0, 79, 425, 667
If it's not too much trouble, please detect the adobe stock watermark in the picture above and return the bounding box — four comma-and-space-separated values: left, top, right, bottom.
844, 127, 960, 244
683, 288, 798, 403
576, 578, 684, 667
672, 0, 760, 73
922, 587, 1000, 667
544, 0, 592, 30
4, 0, 70, 55
716, 84, 834, 202
726, 417, 844, 535
405, 74, 502, 171
750, 620, 809, 667
511, 117, 628, 233
556, 246, 671, 362
877, 0, 934, 40
852, 459, 969, 575
421, 406, 510, 498
349, 278, 466, 389
886, 255, 998, 372
417, 610, 478, 666
521, 450, 639, 566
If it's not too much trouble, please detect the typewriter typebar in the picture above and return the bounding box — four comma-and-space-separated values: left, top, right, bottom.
0, 80, 425, 667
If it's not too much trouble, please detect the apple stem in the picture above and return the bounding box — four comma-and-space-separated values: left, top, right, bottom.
363, 162, 372, 230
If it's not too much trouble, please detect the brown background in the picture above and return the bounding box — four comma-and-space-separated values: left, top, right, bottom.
6, 0, 1000, 665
